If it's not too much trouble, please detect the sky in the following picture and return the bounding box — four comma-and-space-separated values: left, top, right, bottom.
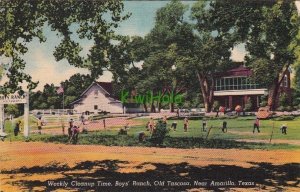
1, 1, 300, 91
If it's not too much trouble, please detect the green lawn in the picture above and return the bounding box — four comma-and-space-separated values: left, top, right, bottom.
129, 116, 300, 141
3, 115, 300, 150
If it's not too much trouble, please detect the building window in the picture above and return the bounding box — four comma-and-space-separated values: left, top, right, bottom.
215, 77, 261, 91
94, 90, 98, 96
94, 105, 98, 110
283, 75, 288, 87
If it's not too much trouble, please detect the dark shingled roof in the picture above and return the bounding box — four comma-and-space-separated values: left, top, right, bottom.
216, 63, 252, 77
96, 82, 113, 95
226, 65, 252, 77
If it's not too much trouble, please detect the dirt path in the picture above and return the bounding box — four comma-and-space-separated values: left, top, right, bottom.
0, 142, 299, 191
1, 142, 299, 169
34, 117, 143, 135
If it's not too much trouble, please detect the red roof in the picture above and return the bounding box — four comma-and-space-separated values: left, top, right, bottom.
217, 64, 252, 77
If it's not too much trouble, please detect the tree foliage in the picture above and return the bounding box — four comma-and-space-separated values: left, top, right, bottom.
30, 73, 93, 109
0, 0, 129, 94
244, 1, 299, 110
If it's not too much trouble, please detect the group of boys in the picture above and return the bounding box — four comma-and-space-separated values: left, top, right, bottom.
146, 116, 288, 135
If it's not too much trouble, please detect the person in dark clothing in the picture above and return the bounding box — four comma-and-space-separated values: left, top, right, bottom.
281, 124, 287, 135
14, 120, 21, 136
68, 119, 74, 139
202, 119, 207, 132
222, 121, 227, 133
215, 109, 219, 117
253, 118, 260, 133
171, 121, 177, 131
69, 125, 80, 144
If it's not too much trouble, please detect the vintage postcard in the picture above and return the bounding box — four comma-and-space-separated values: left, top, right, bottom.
0, 0, 300, 191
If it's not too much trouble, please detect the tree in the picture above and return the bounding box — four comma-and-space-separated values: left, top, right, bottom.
0, 0, 129, 94
244, 1, 299, 110
244, 98, 253, 112
29, 73, 94, 109
149, 119, 168, 146
130, 0, 194, 112
5, 104, 20, 117
60, 73, 94, 107
190, 1, 239, 112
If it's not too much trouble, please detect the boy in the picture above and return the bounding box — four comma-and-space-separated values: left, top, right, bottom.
68, 119, 74, 139
281, 123, 287, 135
37, 117, 43, 134
149, 117, 154, 133
202, 119, 207, 132
14, 120, 21, 136
171, 121, 177, 131
222, 120, 227, 133
184, 117, 189, 132
253, 118, 260, 133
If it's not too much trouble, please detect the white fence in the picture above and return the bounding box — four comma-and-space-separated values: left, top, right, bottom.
30, 109, 80, 116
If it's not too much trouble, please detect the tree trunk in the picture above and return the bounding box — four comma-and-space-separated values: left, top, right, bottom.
157, 101, 161, 112
151, 102, 156, 113
143, 103, 148, 113
170, 102, 174, 112
196, 72, 214, 113
268, 77, 280, 111
268, 66, 289, 111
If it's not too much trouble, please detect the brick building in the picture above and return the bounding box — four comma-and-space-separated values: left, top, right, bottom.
214, 64, 291, 110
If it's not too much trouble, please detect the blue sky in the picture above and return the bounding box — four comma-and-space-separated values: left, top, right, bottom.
6, 1, 300, 90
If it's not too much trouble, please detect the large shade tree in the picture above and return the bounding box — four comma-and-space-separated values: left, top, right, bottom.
0, 0, 129, 94
244, 1, 299, 110
129, 0, 195, 112
190, 1, 242, 112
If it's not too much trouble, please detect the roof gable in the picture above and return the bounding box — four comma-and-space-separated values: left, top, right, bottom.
80, 82, 112, 97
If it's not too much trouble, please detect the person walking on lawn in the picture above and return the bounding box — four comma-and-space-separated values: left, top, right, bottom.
149, 117, 154, 133
37, 117, 43, 134
280, 123, 287, 135
184, 117, 189, 132
253, 118, 260, 133
222, 120, 227, 133
202, 118, 207, 132
14, 120, 21, 136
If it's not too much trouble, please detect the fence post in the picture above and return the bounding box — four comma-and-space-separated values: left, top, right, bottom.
269, 122, 275, 143
206, 126, 213, 139
0, 104, 4, 132
24, 92, 30, 137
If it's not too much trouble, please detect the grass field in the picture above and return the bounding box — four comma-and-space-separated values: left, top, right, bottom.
131, 116, 300, 141
1, 116, 299, 191
3, 115, 300, 150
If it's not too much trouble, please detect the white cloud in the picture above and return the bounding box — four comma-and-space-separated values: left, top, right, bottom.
26, 49, 90, 91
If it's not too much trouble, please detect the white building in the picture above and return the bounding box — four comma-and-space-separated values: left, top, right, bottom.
70, 82, 123, 114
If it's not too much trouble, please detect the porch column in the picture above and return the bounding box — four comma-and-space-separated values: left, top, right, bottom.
229, 96, 233, 110
244, 95, 249, 108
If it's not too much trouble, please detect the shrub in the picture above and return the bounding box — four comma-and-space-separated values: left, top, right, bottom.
244, 98, 252, 112
212, 101, 220, 112
260, 101, 268, 107
274, 115, 295, 121
285, 106, 294, 112
149, 119, 168, 146
279, 93, 289, 107
277, 106, 286, 112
